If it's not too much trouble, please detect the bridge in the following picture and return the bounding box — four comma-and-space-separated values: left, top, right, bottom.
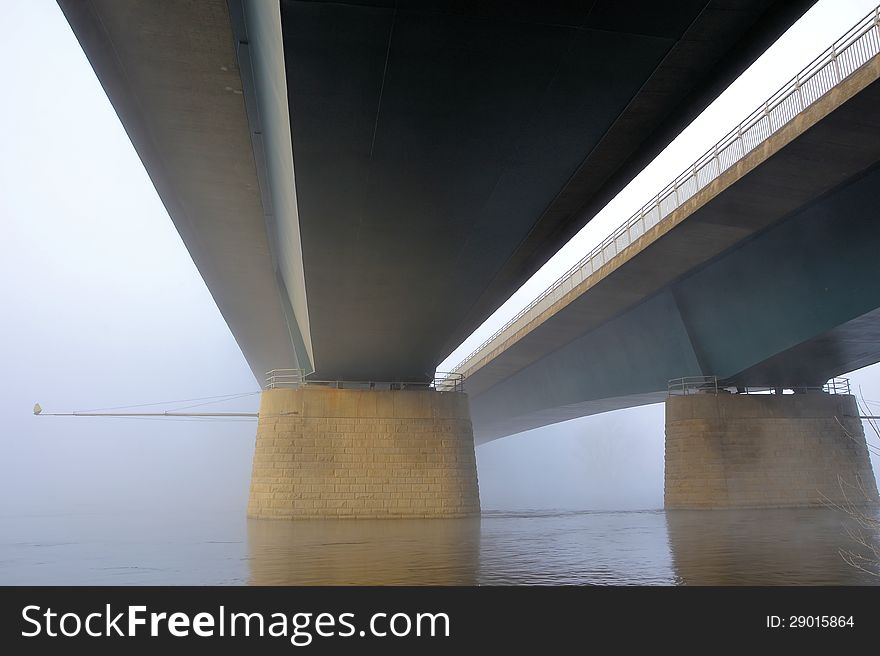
60, 0, 879, 516
459, 11, 880, 442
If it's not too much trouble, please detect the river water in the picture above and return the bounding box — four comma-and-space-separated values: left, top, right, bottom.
1, 507, 878, 585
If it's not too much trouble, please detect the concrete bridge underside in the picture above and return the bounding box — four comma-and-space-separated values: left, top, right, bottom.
466, 53, 880, 443
58, 0, 814, 382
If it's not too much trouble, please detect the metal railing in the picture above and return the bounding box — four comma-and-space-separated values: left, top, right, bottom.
668, 376, 852, 397
448, 6, 880, 378
668, 376, 721, 396
265, 369, 465, 392
821, 378, 853, 395
265, 369, 307, 389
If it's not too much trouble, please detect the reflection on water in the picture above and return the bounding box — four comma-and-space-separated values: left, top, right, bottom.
246, 507, 880, 585
248, 518, 481, 585
665, 508, 879, 585
1, 508, 878, 585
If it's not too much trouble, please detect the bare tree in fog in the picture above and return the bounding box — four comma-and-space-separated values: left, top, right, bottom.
823, 474, 880, 577
823, 396, 880, 577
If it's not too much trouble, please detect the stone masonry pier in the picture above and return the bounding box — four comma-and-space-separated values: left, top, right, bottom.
665, 392, 879, 509
248, 387, 480, 519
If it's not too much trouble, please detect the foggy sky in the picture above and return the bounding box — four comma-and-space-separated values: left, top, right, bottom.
1, 0, 879, 520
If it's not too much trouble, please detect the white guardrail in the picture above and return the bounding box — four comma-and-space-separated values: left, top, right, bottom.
266, 369, 465, 392
446, 6, 880, 379
667, 376, 852, 396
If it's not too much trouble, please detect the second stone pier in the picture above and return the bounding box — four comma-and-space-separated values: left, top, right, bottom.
665, 391, 878, 509
248, 386, 480, 519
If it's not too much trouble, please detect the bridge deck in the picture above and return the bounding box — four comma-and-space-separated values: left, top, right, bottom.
463, 41, 880, 441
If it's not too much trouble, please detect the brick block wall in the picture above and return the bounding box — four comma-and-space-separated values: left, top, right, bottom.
248, 387, 480, 518
665, 393, 878, 509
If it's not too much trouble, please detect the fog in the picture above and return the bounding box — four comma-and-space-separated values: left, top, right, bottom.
1, 0, 879, 522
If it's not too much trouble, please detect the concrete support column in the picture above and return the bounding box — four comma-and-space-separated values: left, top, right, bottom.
248, 387, 480, 518
665, 392, 878, 509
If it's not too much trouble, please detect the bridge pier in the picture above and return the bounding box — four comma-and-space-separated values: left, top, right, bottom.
247, 387, 480, 518
665, 392, 878, 509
